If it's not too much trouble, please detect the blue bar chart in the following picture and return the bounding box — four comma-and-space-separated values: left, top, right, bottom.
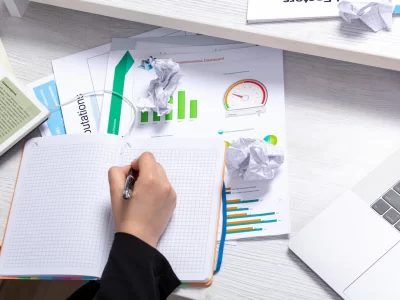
225, 185, 279, 236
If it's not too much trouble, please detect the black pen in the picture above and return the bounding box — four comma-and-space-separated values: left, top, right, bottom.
122, 168, 138, 200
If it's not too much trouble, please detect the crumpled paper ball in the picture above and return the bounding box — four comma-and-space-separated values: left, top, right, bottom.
338, 0, 394, 32
226, 138, 284, 181
137, 58, 181, 117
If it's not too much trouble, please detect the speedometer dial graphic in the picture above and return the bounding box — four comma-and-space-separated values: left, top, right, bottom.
224, 79, 268, 112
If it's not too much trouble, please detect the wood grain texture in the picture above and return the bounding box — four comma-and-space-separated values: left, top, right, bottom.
1, 2, 400, 299
3, 0, 29, 17
31, 0, 400, 71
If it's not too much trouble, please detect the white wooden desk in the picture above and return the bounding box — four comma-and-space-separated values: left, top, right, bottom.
3, 0, 400, 72
1, 2, 400, 300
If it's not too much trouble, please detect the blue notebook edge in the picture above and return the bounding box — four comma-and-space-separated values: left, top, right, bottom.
214, 182, 227, 274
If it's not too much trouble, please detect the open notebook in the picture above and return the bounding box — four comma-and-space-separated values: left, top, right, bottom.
0, 134, 225, 283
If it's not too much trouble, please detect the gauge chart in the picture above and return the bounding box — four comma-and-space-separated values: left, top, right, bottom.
223, 79, 267, 117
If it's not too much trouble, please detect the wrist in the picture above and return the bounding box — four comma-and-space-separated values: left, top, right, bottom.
118, 222, 158, 248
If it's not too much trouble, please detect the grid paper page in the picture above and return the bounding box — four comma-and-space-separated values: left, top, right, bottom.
0, 135, 120, 277
121, 138, 225, 283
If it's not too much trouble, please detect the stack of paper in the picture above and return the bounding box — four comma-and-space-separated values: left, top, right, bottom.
27, 28, 290, 241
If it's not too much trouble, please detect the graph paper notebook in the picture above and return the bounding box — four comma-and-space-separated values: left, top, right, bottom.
0, 134, 225, 283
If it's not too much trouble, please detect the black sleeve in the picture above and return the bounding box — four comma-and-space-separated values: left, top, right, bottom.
96, 232, 181, 300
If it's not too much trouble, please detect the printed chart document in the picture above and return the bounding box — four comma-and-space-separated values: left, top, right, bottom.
102, 45, 289, 239
27, 75, 65, 137
0, 66, 49, 156
52, 28, 191, 134
100, 39, 254, 136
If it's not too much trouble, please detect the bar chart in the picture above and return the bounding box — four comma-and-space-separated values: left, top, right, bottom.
165, 97, 173, 121
227, 212, 276, 219
224, 185, 279, 236
226, 211, 277, 234
227, 199, 260, 204
139, 90, 198, 123
225, 185, 260, 195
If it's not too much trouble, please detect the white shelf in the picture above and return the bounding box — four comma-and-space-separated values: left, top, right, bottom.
30, 0, 400, 71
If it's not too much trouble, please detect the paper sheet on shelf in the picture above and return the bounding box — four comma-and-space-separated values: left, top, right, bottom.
52, 28, 189, 134
102, 45, 289, 240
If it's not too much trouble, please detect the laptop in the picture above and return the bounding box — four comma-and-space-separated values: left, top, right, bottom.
289, 149, 400, 300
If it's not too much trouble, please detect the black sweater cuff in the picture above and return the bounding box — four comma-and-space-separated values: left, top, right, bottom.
98, 233, 181, 300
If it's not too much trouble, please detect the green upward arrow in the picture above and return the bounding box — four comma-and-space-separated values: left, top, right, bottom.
107, 51, 134, 135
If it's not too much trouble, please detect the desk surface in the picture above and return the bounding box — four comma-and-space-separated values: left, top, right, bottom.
31, 0, 400, 71
1, 2, 400, 300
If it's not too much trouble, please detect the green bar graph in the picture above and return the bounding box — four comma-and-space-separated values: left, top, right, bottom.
165, 97, 173, 121
140, 91, 197, 123
153, 111, 160, 122
190, 100, 197, 118
141, 111, 148, 122
178, 91, 185, 120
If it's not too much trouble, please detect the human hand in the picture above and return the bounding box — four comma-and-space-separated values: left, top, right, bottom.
108, 152, 177, 248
